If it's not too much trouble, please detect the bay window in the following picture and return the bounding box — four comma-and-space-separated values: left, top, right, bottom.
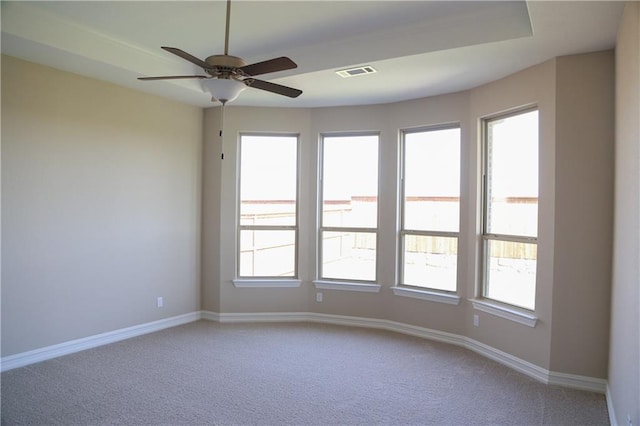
400, 125, 461, 292
238, 134, 299, 278
481, 109, 539, 310
319, 133, 379, 282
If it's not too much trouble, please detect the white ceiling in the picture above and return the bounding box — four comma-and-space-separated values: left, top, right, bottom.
1, 1, 625, 108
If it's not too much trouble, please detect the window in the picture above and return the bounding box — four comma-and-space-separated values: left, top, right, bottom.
319, 134, 379, 282
400, 126, 461, 292
482, 109, 538, 310
238, 134, 298, 278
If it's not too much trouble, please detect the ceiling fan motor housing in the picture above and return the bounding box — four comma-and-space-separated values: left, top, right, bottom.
205, 54, 247, 78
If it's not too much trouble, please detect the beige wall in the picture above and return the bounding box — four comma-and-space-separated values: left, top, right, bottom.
1, 46, 619, 385
551, 51, 614, 378
467, 59, 557, 368
610, 2, 640, 425
216, 107, 313, 313
202, 52, 614, 378
1, 56, 203, 356
201, 108, 222, 313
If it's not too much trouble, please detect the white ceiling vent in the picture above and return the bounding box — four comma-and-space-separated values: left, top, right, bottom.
336, 66, 377, 78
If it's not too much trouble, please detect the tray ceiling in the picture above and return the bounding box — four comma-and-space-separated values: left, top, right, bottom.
1, 1, 625, 108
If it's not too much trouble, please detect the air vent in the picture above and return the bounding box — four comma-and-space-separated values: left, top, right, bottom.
336, 66, 377, 78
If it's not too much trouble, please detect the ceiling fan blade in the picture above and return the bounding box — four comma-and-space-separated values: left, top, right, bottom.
239, 57, 298, 77
246, 79, 302, 98
161, 47, 211, 69
138, 75, 208, 81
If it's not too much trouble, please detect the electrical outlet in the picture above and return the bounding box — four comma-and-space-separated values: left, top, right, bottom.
157, 296, 164, 308
316, 292, 323, 303
473, 314, 479, 327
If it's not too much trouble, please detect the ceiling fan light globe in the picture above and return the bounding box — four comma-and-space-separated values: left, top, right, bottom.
201, 78, 246, 103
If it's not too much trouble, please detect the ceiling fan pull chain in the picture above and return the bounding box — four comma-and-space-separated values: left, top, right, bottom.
219, 100, 226, 138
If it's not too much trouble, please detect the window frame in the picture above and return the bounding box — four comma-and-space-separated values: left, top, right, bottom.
317, 132, 380, 284
236, 132, 300, 280
480, 107, 539, 311
398, 124, 461, 293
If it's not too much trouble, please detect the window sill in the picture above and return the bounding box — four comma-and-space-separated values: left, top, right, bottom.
391, 287, 460, 305
233, 279, 302, 288
313, 280, 381, 293
470, 299, 538, 327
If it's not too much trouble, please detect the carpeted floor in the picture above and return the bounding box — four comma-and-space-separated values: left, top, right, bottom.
1, 321, 609, 425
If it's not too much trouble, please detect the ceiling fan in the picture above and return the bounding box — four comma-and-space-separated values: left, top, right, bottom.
138, 0, 302, 104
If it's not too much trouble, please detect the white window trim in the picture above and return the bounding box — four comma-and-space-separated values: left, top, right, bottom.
391, 286, 460, 305
313, 280, 381, 293
470, 298, 538, 327
480, 107, 539, 312
399, 124, 461, 293
233, 279, 302, 288
237, 133, 300, 279
318, 132, 380, 283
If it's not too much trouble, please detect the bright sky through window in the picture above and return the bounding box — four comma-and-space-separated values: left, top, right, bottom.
322, 135, 378, 201
488, 111, 539, 199
240, 135, 297, 202
404, 128, 460, 199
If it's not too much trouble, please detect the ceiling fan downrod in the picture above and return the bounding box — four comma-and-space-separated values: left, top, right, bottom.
224, 0, 231, 56
136, 0, 302, 102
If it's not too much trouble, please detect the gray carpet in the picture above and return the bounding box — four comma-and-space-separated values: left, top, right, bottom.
1, 321, 609, 425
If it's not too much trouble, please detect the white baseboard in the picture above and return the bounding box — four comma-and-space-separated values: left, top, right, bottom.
1, 312, 201, 372
547, 370, 608, 393
215, 311, 465, 347
311, 312, 466, 347
216, 311, 309, 323
205, 310, 608, 394
2, 309, 609, 397
463, 337, 550, 384
606, 383, 618, 426
200, 311, 221, 322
